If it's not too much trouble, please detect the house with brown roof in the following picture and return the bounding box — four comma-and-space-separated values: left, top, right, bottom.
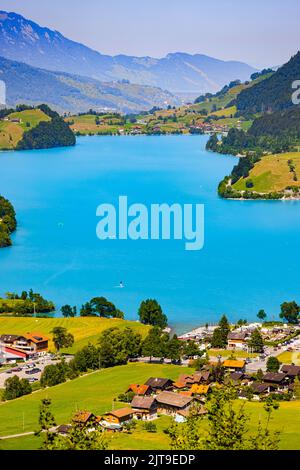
25, 333, 49, 354
131, 396, 157, 421
126, 384, 150, 396
104, 408, 133, 426
0, 333, 49, 356
281, 365, 300, 381
227, 331, 248, 350
262, 373, 289, 391
223, 360, 246, 372
145, 377, 173, 393
250, 382, 276, 398
155, 391, 194, 416
72, 411, 96, 428
175, 406, 207, 423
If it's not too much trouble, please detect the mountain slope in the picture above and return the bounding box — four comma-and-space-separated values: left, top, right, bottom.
0, 10, 257, 93
236, 52, 300, 113
0, 56, 178, 114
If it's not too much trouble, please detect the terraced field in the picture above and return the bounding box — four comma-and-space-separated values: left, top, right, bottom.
0, 316, 149, 353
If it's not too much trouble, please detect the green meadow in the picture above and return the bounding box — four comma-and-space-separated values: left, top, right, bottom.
0, 316, 149, 353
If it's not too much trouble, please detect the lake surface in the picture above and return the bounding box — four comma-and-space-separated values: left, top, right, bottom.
1, 135, 300, 332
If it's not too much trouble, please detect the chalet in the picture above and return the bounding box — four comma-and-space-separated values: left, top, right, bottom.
262, 372, 288, 386
223, 360, 246, 372
131, 396, 157, 421
104, 408, 133, 426
175, 406, 207, 423
155, 391, 193, 416
250, 382, 276, 398
227, 331, 248, 350
281, 365, 300, 381
126, 384, 151, 396
72, 411, 96, 428
193, 370, 211, 384
261, 373, 289, 393
225, 372, 250, 386
145, 377, 173, 393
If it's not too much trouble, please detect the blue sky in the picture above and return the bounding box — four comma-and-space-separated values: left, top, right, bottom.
0, 0, 299, 68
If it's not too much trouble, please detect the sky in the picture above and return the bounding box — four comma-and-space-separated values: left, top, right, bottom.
0, 0, 299, 68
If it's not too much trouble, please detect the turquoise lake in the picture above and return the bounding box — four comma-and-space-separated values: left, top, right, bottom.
1, 135, 300, 332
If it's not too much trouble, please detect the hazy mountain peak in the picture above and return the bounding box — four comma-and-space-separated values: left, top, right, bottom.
0, 10, 257, 93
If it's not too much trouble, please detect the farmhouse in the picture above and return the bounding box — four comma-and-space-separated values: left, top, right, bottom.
262, 372, 289, 391
131, 396, 157, 421
155, 391, 193, 416
281, 365, 300, 380
104, 408, 134, 426
72, 411, 96, 428
145, 377, 174, 393
126, 384, 150, 396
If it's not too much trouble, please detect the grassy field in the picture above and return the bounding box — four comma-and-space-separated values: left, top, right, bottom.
277, 351, 300, 365
208, 349, 258, 359
234, 153, 300, 193
0, 109, 50, 149
0, 363, 191, 438
0, 120, 24, 149
0, 361, 299, 450
8, 109, 50, 130
0, 317, 149, 353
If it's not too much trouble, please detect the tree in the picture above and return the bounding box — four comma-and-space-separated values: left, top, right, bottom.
248, 329, 264, 353
40, 361, 71, 387
51, 327, 74, 352
98, 327, 141, 368
266, 356, 281, 373
36, 399, 107, 450
280, 301, 300, 324
70, 343, 100, 372
90, 297, 117, 317
256, 369, 264, 382
182, 341, 200, 358
211, 315, 230, 349
167, 334, 182, 362
80, 297, 123, 318
61, 305, 77, 317
138, 299, 168, 328
168, 385, 280, 450
36, 399, 57, 450
294, 376, 300, 399
3, 376, 32, 400
257, 309, 267, 321
142, 327, 166, 360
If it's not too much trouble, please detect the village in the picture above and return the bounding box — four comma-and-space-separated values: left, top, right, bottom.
50, 356, 300, 437
1, 320, 299, 438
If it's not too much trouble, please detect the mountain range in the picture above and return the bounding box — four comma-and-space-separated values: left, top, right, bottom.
0, 56, 179, 114
0, 10, 257, 96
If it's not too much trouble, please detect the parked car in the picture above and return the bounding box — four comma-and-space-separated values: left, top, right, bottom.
27, 377, 38, 383
25, 368, 41, 375
11, 367, 22, 372
5, 370, 12, 374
